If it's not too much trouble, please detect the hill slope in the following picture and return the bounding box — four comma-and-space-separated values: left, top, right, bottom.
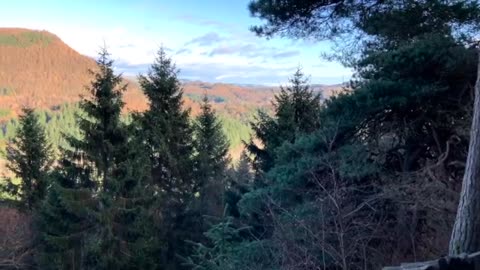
0, 28, 148, 119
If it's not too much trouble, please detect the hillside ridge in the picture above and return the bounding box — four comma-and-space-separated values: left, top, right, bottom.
0, 28, 340, 121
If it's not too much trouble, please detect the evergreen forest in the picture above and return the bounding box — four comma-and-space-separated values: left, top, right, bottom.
2, 1, 480, 269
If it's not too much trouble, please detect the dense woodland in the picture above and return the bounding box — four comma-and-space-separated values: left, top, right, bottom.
2, 0, 480, 269
0, 103, 251, 163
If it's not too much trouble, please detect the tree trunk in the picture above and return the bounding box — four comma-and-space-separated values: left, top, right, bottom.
449, 49, 480, 255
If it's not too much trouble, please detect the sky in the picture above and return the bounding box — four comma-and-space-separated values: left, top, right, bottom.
0, 0, 352, 85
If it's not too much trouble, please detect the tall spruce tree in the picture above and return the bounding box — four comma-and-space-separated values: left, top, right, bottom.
138, 47, 195, 269
67, 48, 128, 191
139, 47, 195, 198
1, 107, 52, 209
37, 48, 157, 269
76, 49, 157, 269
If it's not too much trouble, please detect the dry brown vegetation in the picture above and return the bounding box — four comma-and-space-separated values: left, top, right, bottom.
0, 206, 34, 269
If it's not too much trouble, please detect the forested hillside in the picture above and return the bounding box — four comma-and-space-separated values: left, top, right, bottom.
2, 1, 480, 270
0, 103, 252, 163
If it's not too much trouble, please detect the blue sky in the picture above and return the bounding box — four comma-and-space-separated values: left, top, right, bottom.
0, 0, 352, 85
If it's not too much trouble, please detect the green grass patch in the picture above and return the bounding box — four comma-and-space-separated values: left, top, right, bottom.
0, 31, 54, 47
0, 108, 11, 118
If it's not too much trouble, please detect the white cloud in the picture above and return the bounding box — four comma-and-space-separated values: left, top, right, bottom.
0, 18, 352, 85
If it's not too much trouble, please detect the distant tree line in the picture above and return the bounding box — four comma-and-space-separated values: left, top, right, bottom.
0, 101, 251, 160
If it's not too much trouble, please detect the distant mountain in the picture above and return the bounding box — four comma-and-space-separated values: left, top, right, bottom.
0, 28, 342, 121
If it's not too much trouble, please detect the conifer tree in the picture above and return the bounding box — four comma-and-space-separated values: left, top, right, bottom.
139, 47, 195, 197
234, 151, 253, 185
76, 49, 157, 269
193, 94, 230, 220
67, 48, 128, 190
247, 68, 321, 174
224, 150, 252, 218
37, 49, 157, 269
193, 94, 230, 189
1, 107, 52, 209
36, 160, 96, 270
138, 47, 196, 268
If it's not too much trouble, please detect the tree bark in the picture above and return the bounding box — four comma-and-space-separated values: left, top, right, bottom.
449, 49, 480, 255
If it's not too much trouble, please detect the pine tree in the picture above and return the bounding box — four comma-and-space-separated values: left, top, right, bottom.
138, 47, 196, 269
193, 94, 230, 191
233, 150, 252, 186
450, 49, 480, 254
139, 47, 195, 197
37, 49, 157, 269
246, 0, 480, 263
66, 48, 127, 191
192, 94, 230, 223
1, 107, 52, 209
85, 130, 157, 269
76, 49, 158, 269
36, 160, 96, 270
224, 150, 252, 218
247, 68, 321, 174
276, 68, 320, 135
